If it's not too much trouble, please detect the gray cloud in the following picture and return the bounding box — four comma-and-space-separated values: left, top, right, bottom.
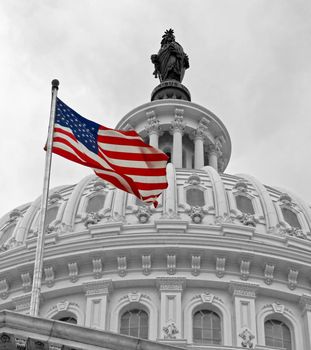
0, 0, 311, 215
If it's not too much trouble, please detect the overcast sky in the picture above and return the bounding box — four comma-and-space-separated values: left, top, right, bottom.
0, 0, 310, 216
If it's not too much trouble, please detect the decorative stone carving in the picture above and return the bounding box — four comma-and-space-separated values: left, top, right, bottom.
167, 254, 176, 275
191, 124, 208, 141
272, 302, 285, 314
142, 255, 151, 275
145, 111, 162, 135
186, 173, 201, 185
92, 258, 103, 279
46, 222, 58, 234
240, 260, 250, 281
93, 180, 106, 191
9, 208, 23, 222
281, 226, 307, 239
136, 206, 152, 224
279, 193, 293, 206
21, 272, 31, 292
299, 294, 311, 313
48, 192, 62, 205
288, 268, 298, 290
2, 237, 23, 251
0, 279, 9, 299
170, 109, 185, 134
128, 292, 142, 302
216, 257, 226, 278
229, 281, 258, 298
237, 213, 257, 227
83, 279, 113, 296
163, 322, 179, 339
0, 334, 11, 343
191, 292, 223, 304
160, 209, 180, 220
68, 262, 78, 283
15, 336, 27, 350
156, 277, 186, 292
44, 267, 55, 288
191, 255, 201, 276
233, 179, 249, 193
264, 264, 275, 285
57, 301, 69, 311
239, 328, 255, 348
200, 292, 214, 303
83, 212, 102, 227
117, 256, 127, 277
207, 142, 222, 157
188, 206, 205, 224
215, 214, 234, 225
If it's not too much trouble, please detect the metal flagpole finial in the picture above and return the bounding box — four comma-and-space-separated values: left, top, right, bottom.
51, 79, 59, 89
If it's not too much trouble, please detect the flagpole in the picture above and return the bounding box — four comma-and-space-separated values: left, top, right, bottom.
29, 79, 59, 317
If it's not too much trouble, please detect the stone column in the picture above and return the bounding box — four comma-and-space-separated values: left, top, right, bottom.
192, 126, 207, 169
145, 111, 162, 149
229, 281, 259, 348
156, 277, 186, 340
170, 109, 185, 168
300, 294, 311, 350
83, 279, 112, 330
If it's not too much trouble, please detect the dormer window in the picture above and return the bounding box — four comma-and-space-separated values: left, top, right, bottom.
282, 208, 301, 229
86, 194, 106, 213
236, 195, 255, 215
186, 188, 205, 207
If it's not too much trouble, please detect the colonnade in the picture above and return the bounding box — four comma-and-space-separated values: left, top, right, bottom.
145, 109, 223, 171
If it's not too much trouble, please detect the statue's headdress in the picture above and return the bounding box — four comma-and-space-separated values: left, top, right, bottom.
161, 29, 175, 45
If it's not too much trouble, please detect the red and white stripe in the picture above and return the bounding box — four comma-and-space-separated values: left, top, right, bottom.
52, 124, 168, 207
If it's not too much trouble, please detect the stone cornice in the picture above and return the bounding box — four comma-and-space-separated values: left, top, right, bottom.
83, 279, 113, 296
156, 277, 186, 292
229, 281, 259, 299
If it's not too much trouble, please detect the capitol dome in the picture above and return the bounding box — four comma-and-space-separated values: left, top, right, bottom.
0, 30, 310, 350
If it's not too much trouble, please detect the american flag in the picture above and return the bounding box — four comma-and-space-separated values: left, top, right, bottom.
51, 98, 168, 207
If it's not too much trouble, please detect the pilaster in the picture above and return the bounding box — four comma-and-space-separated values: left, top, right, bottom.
300, 294, 311, 350
170, 109, 185, 168
156, 277, 186, 340
145, 111, 162, 149
192, 125, 207, 169
229, 281, 259, 348
83, 279, 113, 330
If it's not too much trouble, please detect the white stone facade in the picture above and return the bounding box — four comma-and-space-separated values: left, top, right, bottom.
0, 96, 310, 350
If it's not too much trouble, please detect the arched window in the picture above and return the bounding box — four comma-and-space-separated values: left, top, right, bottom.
120, 309, 148, 339
58, 316, 77, 324
86, 194, 106, 213
265, 319, 292, 350
193, 310, 221, 344
52, 311, 77, 325
236, 195, 255, 215
186, 189, 205, 207
282, 208, 301, 229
